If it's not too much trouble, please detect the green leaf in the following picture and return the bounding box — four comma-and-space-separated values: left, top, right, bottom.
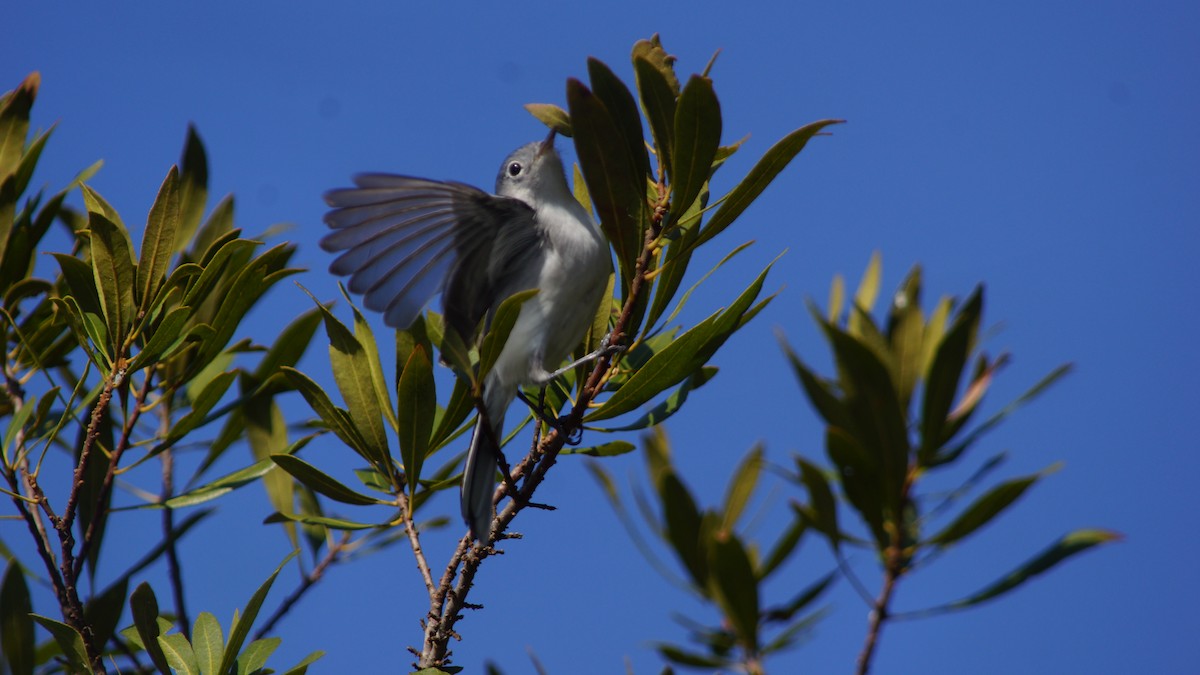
127, 305, 194, 371
589, 261, 773, 421
935, 529, 1121, 611
1, 563, 35, 675
758, 514, 806, 581
263, 511, 377, 531
523, 103, 572, 137
588, 57, 650, 184
158, 632, 199, 675
271, 454, 383, 505
318, 303, 391, 473
176, 125, 209, 252
631, 35, 681, 96
633, 54, 678, 182
0, 73, 38, 181
283, 367, 374, 459
30, 615, 92, 674
82, 578, 127, 661
236, 637, 281, 675
794, 456, 840, 551
559, 440, 636, 457
926, 465, 1058, 546
603, 365, 717, 431
567, 78, 645, 294
851, 250, 882, 321
721, 445, 762, 531
157, 457, 277, 509
217, 552, 297, 675
826, 426, 886, 548
477, 288, 538, 380
86, 210, 136, 353
192, 612, 223, 675
918, 286, 983, 464
690, 119, 843, 253
138, 166, 181, 313
280, 650, 325, 675
655, 643, 727, 669
130, 582, 171, 675
929, 363, 1073, 468
888, 266, 925, 408
819, 316, 910, 513
669, 75, 721, 229
660, 474, 706, 589
346, 292, 398, 432
707, 531, 760, 652
169, 370, 237, 443
780, 335, 851, 431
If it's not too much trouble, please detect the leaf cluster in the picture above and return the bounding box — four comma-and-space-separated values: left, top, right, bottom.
1, 74, 325, 674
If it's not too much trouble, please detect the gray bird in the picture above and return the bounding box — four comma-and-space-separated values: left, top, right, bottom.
321, 131, 612, 540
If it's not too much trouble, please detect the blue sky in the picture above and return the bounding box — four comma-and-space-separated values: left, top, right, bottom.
3, 2, 1197, 673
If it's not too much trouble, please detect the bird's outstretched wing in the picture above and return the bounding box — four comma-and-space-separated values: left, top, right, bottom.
322, 174, 543, 337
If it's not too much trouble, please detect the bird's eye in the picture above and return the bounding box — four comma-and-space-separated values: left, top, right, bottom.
507, 162, 523, 177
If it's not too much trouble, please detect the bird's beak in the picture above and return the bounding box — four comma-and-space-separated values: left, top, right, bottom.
537, 128, 557, 157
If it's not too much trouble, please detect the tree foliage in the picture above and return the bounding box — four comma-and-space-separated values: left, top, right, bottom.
0, 35, 1115, 675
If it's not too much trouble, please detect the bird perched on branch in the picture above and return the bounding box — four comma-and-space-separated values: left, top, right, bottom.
322, 130, 612, 540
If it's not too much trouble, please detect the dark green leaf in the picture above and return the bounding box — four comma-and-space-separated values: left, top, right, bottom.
633, 54, 677, 182
589, 261, 772, 421
567, 78, 645, 293
707, 531, 760, 652
271, 454, 384, 505
82, 578, 127, 661
169, 370, 236, 443
603, 365, 717, 431
655, 643, 727, 668
176, 124, 209, 252
263, 511, 377, 531
669, 75, 721, 229
280, 651, 325, 675
826, 426, 886, 549
217, 552, 297, 675
780, 334, 851, 431
926, 466, 1056, 546
1, 562, 35, 675
690, 119, 844, 253
157, 457, 277, 509
794, 456, 840, 550
764, 570, 836, 623
758, 514, 806, 580
138, 166, 181, 313
935, 529, 1121, 611
819, 317, 909, 512
283, 367, 374, 460
130, 582, 171, 674
919, 286, 983, 464
588, 57, 650, 183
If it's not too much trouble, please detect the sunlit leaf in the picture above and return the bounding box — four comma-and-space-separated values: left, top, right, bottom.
721, 445, 762, 531
138, 166, 181, 313
192, 612, 224, 675
158, 633, 199, 675
559, 440, 636, 457
524, 103, 573, 137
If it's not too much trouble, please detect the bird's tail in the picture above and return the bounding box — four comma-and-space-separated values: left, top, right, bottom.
461, 385, 513, 541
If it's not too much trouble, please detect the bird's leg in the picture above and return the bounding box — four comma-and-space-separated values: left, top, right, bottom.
541, 333, 626, 381
515, 387, 582, 446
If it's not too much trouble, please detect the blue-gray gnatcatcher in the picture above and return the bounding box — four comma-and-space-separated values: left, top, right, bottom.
322, 131, 612, 540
